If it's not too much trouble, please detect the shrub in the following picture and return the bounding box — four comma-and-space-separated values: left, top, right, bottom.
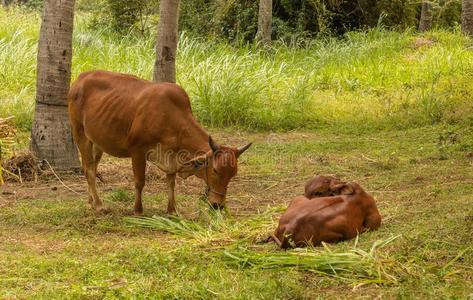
88, 0, 159, 35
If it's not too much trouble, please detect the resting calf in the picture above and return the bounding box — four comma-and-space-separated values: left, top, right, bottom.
304, 175, 343, 198
273, 182, 381, 249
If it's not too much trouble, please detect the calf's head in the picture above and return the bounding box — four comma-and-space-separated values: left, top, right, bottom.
304, 175, 344, 198
180, 137, 252, 209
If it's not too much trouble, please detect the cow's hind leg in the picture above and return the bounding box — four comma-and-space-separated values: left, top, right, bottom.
93, 145, 104, 183
84, 143, 104, 211
131, 153, 146, 215
72, 127, 104, 211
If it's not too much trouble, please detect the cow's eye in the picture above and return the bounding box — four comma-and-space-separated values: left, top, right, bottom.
212, 168, 218, 175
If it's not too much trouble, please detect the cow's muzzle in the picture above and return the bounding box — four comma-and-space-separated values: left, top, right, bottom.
211, 202, 225, 210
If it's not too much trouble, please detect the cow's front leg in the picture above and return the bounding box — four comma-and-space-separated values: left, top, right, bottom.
132, 153, 146, 215
166, 173, 177, 215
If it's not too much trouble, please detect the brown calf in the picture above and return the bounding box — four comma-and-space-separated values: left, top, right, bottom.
273, 182, 381, 249
304, 175, 343, 198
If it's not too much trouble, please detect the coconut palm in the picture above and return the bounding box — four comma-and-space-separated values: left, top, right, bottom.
257, 0, 272, 46
153, 0, 180, 83
462, 0, 473, 37
30, 0, 79, 169
419, 1, 433, 32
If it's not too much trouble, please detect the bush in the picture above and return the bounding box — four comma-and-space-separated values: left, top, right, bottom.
87, 0, 159, 35
177, 0, 461, 42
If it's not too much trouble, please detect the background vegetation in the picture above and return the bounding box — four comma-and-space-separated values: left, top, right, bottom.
11, 0, 463, 40
1, 7, 473, 132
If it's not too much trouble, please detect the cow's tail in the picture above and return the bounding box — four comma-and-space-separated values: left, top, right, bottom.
68, 82, 84, 105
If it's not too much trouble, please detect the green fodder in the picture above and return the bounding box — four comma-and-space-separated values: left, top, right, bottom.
1, 7, 473, 132
124, 204, 241, 244
125, 215, 214, 242
124, 205, 277, 244
223, 235, 401, 285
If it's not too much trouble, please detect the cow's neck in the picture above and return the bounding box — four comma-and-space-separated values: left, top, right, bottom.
176, 120, 211, 156
174, 121, 211, 180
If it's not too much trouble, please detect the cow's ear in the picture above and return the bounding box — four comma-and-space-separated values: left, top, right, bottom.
331, 183, 354, 195
178, 154, 208, 177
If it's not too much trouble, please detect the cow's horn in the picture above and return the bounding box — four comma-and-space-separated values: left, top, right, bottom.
209, 136, 220, 153
237, 142, 252, 157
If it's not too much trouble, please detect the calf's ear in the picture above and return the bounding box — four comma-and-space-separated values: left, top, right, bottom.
331, 183, 354, 195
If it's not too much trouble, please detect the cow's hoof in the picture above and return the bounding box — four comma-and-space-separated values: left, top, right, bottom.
167, 209, 177, 216
133, 210, 144, 216
94, 206, 111, 215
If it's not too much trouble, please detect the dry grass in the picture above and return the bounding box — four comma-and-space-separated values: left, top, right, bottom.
0, 117, 17, 185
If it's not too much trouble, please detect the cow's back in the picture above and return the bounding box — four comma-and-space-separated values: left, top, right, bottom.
68, 70, 194, 157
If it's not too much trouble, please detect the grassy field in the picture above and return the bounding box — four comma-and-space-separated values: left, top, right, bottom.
1, 126, 473, 298
1, 5, 473, 299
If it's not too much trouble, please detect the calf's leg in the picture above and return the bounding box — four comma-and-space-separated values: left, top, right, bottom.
364, 208, 382, 230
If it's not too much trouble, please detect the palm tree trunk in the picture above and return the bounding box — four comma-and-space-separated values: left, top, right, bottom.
30, 0, 79, 170
1, 0, 14, 6
419, 1, 433, 32
257, 0, 272, 46
153, 0, 180, 83
462, 0, 473, 37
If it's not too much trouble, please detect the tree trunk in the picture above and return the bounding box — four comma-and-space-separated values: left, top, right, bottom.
30, 0, 79, 170
1, 0, 14, 6
419, 1, 433, 32
462, 0, 473, 37
153, 0, 180, 83
257, 0, 272, 46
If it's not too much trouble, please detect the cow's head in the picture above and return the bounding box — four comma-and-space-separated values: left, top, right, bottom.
304, 175, 344, 198
179, 136, 252, 209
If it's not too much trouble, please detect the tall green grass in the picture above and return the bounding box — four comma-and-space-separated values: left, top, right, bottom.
1, 7, 473, 132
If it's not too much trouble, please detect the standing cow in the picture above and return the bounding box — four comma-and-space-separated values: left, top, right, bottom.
68, 70, 251, 215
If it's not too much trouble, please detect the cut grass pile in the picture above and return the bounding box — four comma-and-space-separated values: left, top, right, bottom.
125, 215, 209, 239
1, 7, 473, 132
222, 235, 401, 285
126, 213, 401, 285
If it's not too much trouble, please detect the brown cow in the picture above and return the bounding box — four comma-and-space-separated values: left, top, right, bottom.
68, 70, 251, 215
304, 175, 343, 198
272, 182, 381, 249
